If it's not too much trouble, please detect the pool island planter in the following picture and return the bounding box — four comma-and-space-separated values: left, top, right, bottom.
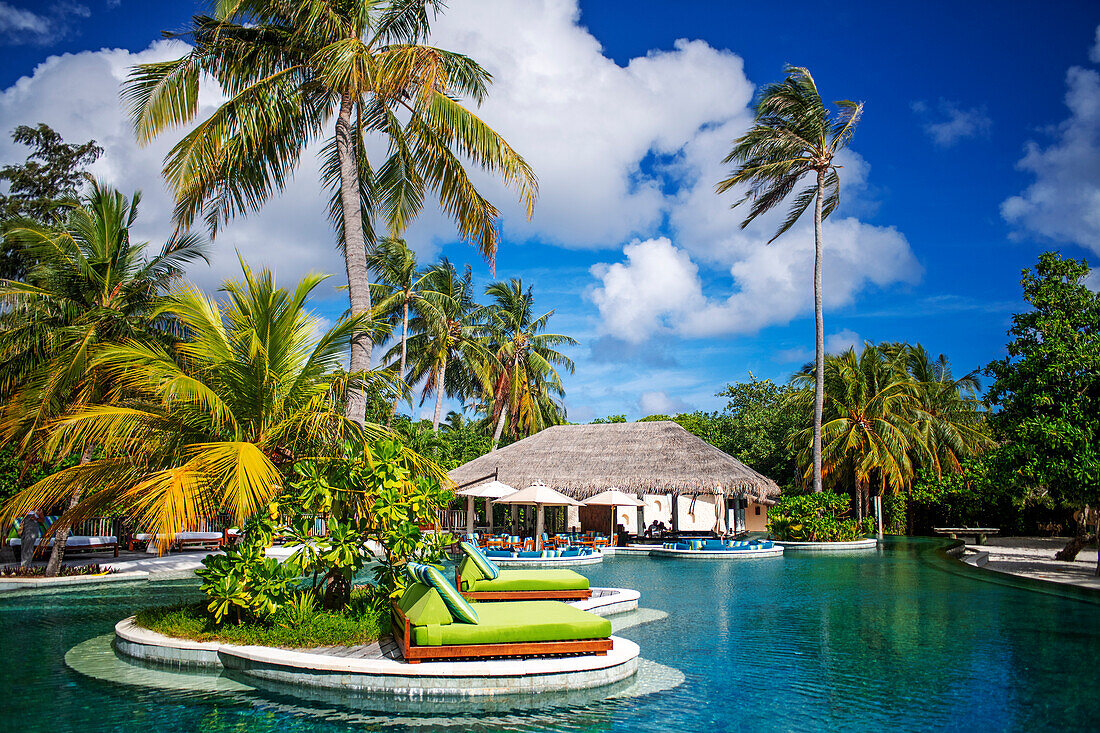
114, 617, 638, 697
774, 538, 879, 552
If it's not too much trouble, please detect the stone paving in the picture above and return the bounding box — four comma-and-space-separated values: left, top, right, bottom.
964, 536, 1100, 591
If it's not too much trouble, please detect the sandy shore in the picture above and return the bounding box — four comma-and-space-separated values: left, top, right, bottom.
964, 537, 1100, 591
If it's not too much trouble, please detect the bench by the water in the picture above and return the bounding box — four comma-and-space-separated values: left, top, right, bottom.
933, 527, 1000, 545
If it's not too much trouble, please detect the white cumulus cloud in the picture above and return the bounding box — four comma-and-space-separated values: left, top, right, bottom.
638, 390, 691, 415
588, 237, 702, 343
912, 99, 992, 147
826, 329, 862, 354
1001, 57, 1100, 254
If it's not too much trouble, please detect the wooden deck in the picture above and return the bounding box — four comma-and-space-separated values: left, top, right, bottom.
305, 635, 404, 661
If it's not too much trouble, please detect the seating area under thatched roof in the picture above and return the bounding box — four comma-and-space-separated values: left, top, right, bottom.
447, 421, 781, 501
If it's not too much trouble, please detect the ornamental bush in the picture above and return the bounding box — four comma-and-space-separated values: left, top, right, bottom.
767, 491, 873, 542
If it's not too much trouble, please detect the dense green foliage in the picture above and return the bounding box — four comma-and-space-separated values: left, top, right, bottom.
136, 593, 388, 648
767, 491, 874, 541
0, 124, 103, 280
985, 252, 1100, 520
290, 437, 454, 604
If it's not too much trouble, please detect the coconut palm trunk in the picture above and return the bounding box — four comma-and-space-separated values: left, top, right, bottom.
491, 402, 509, 451
43, 443, 94, 576
336, 93, 372, 426
432, 360, 447, 431
812, 170, 825, 493
387, 301, 409, 427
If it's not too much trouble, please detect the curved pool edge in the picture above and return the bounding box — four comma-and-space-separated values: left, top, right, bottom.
774, 538, 879, 552
911, 536, 1100, 606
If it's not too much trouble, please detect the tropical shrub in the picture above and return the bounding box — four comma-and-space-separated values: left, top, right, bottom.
289, 437, 454, 606
196, 510, 296, 625
767, 491, 873, 542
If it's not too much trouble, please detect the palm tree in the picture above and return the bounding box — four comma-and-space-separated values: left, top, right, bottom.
367, 237, 435, 426
481, 278, 575, 449
0, 180, 206, 574
123, 0, 538, 426
395, 260, 485, 431
441, 410, 467, 432
717, 66, 863, 493
0, 262, 416, 550
898, 344, 995, 478
789, 345, 921, 521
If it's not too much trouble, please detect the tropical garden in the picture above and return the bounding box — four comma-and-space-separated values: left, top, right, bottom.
0, 0, 576, 640
0, 4, 1097, 643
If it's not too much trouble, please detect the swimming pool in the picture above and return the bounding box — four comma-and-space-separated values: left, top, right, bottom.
2, 538, 1098, 732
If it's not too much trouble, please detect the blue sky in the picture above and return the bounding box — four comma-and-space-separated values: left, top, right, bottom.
1, 0, 1098, 421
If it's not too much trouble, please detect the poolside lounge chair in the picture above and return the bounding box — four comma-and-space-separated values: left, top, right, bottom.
455, 541, 591, 600
392, 564, 611, 663
127, 531, 224, 553
10, 533, 119, 557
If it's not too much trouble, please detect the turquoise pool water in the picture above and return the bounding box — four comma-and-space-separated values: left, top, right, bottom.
2, 538, 1098, 732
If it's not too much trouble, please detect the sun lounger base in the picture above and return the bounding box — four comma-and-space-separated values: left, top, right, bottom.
392, 602, 612, 664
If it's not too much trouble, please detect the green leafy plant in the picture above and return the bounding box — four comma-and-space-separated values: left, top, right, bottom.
289, 436, 454, 608
767, 491, 873, 542
196, 512, 295, 625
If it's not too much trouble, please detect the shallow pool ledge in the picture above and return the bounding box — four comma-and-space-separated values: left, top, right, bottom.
774, 538, 879, 552
114, 617, 640, 697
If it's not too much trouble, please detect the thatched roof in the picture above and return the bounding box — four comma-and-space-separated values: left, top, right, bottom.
447, 421, 781, 501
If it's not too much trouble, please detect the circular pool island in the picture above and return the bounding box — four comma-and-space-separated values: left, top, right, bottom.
113, 616, 640, 697
774, 538, 879, 552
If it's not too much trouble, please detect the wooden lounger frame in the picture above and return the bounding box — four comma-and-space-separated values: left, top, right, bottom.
391, 601, 611, 664
127, 534, 224, 553
455, 571, 592, 601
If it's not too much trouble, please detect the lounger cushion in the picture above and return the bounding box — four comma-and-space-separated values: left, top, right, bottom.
411, 600, 610, 646
9, 536, 115, 547
466, 568, 590, 593
397, 582, 453, 626
407, 563, 479, 624
460, 541, 500, 580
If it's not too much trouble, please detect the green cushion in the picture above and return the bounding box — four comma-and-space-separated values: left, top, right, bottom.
458, 555, 485, 591
460, 541, 500, 580
467, 569, 590, 592
397, 582, 453, 626
406, 563, 479, 624
412, 600, 611, 646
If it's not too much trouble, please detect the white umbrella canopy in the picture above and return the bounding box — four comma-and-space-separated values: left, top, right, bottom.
493, 482, 583, 507
583, 488, 644, 507
583, 488, 644, 543
493, 482, 581, 549
457, 480, 518, 499
457, 481, 518, 534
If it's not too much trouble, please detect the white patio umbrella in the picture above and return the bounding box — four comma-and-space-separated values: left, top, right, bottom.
583, 488, 645, 543
494, 481, 582, 549
456, 480, 517, 534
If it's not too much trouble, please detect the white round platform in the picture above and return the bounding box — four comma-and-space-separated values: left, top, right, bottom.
114, 617, 638, 697
774, 538, 879, 552
488, 552, 603, 567
647, 546, 784, 559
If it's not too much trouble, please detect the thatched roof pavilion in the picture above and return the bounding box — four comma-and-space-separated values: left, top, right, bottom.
447, 421, 781, 502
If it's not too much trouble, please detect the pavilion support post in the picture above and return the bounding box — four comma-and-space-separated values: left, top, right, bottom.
875, 495, 884, 539
511, 505, 518, 535
671, 492, 680, 533
466, 496, 476, 534
636, 494, 645, 538
536, 505, 545, 550
488, 499, 494, 535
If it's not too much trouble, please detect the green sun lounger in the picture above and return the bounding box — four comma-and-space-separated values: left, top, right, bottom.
392, 577, 612, 663
455, 554, 591, 600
